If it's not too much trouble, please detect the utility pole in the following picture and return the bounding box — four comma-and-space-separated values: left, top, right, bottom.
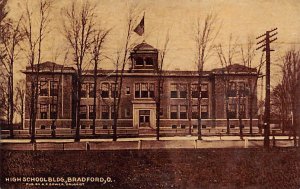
256, 28, 277, 148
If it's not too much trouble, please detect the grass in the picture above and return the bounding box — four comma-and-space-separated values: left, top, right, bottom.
1, 148, 300, 189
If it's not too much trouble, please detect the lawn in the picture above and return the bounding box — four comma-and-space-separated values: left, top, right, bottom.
1, 148, 300, 189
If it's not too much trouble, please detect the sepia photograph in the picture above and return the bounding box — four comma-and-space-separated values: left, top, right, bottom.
1, 0, 300, 188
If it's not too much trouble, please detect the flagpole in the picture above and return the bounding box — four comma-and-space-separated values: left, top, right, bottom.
143, 11, 145, 42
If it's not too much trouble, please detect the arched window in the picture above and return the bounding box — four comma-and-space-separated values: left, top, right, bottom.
145, 57, 153, 65
135, 57, 143, 65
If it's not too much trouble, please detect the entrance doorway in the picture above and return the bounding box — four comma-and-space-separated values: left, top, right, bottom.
139, 110, 150, 127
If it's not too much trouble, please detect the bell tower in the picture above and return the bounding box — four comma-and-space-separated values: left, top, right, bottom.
130, 41, 158, 72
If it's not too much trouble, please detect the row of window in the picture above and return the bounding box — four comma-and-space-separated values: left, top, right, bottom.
40, 81, 59, 96
39, 80, 248, 99
79, 105, 132, 120
39, 104, 211, 120
170, 83, 209, 98
228, 103, 246, 118
39, 81, 210, 99
170, 105, 209, 119
135, 57, 154, 66
40, 104, 58, 119
172, 124, 208, 129
39, 124, 244, 130
228, 82, 247, 97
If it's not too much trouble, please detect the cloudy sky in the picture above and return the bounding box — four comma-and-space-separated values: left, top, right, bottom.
7, 0, 300, 85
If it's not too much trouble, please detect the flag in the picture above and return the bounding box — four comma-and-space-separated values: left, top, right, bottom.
134, 16, 144, 36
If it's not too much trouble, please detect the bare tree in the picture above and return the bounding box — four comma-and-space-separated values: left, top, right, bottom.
279, 48, 300, 146
193, 13, 219, 140
216, 34, 238, 135
271, 84, 287, 133
111, 7, 141, 141
15, 79, 26, 128
0, 0, 7, 25
240, 36, 264, 135
22, 0, 52, 143
0, 77, 8, 122
90, 28, 110, 135
155, 32, 169, 141
62, 1, 96, 142
0, 16, 24, 138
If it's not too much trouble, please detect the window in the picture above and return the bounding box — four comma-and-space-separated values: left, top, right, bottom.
81, 83, 88, 98
101, 83, 109, 98
145, 57, 153, 65
179, 84, 187, 98
40, 104, 48, 119
135, 83, 154, 98
90, 125, 94, 129
238, 82, 246, 96
191, 84, 198, 98
170, 105, 178, 119
202, 125, 207, 129
50, 81, 58, 96
111, 83, 118, 98
103, 125, 108, 129
135, 57, 144, 66
50, 104, 57, 119
149, 83, 155, 98
81, 125, 86, 129
89, 83, 95, 98
170, 84, 178, 98
125, 108, 131, 118
228, 104, 236, 118
40, 125, 46, 130
101, 105, 109, 119
89, 105, 95, 119
201, 105, 208, 119
159, 108, 163, 117
239, 104, 246, 118
135, 83, 140, 98
172, 125, 177, 129
228, 82, 236, 97
126, 87, 130, 95
238, 82, 245, 91
201, 84, 208, 98
141, 83, 148, 98
170, 84, 187, 98
180, 105, 187, 119
40, 81, 48, 96
181, 125, 186, 129
192, 105, 198, 119
111, 106, 116, 119
230, 124, 235, 128
193, 125, 198, 129
79, 105, 87, 119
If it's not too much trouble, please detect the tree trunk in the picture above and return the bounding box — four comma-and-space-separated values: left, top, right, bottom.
75, 75, 81, 142
249, 94, 253, 135
92, 63, 97, 136
9, 71, 14, 138
156, 78, 161, 141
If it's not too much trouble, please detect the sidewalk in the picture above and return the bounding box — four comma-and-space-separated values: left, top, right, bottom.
0, 135, 292, 143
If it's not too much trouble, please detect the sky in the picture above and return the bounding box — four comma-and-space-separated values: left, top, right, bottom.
6, 0, 300, 85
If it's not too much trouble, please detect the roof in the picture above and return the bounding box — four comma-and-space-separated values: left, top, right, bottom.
25, 61, 75, 73
132, 41, 157, 52
212, 64, 257, 73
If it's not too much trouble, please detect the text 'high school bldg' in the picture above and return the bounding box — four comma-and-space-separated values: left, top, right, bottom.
23, 42, 259, 137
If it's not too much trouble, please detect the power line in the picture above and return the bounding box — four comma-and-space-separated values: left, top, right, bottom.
256, 28, 278, 148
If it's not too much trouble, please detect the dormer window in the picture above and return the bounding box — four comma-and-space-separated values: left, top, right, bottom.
145, 57, 153, 66
136, 57, 143, 66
